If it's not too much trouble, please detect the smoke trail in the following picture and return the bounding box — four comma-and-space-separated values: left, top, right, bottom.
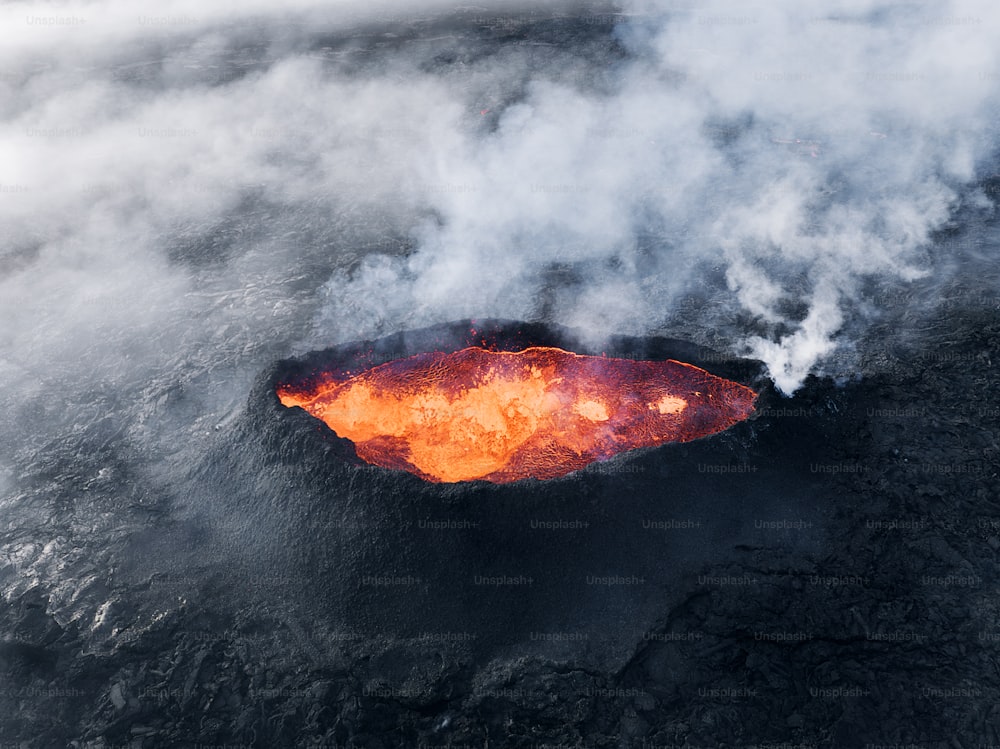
0, 0, 998, 445
311, 0, 1000, 393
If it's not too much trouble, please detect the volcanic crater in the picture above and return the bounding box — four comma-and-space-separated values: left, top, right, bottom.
269, 319, 762, 484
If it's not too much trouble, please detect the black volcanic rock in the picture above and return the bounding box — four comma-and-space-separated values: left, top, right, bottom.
4, 314, 1000, 748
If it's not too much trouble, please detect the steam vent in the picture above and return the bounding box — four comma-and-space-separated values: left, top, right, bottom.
275, 322, 757, 482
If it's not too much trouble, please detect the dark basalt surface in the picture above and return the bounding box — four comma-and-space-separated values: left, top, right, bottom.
15, 314, 1000, 747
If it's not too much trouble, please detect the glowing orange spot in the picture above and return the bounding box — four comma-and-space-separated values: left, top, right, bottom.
277, 346, 756, 483
654, 395, 687, 415
574, 399, 610, 421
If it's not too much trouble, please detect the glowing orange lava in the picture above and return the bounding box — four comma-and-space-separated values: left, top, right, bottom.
277, 346, 756, 483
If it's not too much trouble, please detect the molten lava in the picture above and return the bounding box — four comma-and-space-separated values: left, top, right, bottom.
277, 346, 756, 483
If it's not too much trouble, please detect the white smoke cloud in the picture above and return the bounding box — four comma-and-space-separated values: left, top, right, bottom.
309, 0, 1000, 393
0, 0, 998, 449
